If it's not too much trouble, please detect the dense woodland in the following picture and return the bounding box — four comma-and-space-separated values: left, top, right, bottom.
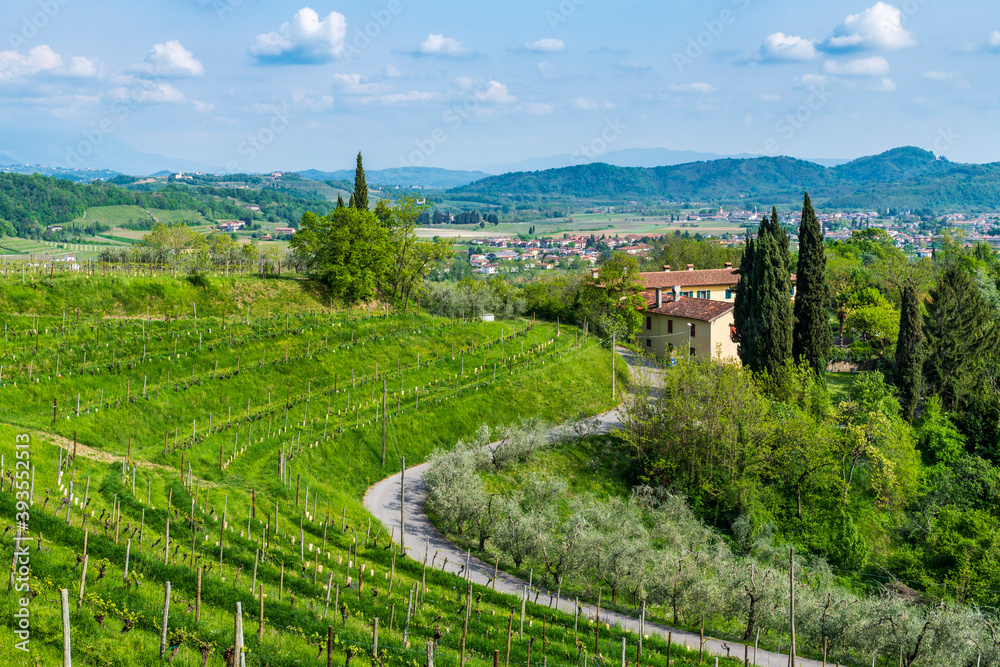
0, 173, 333, 239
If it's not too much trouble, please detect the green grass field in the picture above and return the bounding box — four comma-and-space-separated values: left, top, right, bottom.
0, 274, 729, 667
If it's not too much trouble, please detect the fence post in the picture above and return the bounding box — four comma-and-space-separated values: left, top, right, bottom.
234, 601, 245, 667
328, 626, 334, 667
196, 567, 202, 622
324, 572, 334, 619
372, 617, 379, 658
60, 588, 72, 667
77, 555, 88, 610
427, 640, 434, 667
160, 581, 171, 658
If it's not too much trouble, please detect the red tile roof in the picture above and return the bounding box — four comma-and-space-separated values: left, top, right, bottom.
639, 291, 734, 323
641, 268, 796, 289
641, 268, 740, 289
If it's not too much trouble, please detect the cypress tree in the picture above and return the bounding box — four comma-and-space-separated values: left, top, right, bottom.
924, 264, 992, 410
735, 208, 793, 374
792, 193, 833, 374
757, 207, 794, 375
353, 152, 369, 211
336, 194, 345, 209
733, 233, 757, 368
894, 282, 924, 422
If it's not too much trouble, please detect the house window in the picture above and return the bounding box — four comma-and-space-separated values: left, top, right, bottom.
646, 316, 652, 330
668, 319, 673, 334
646, 339, 652, 348
690, 323, 696, 337
681, 291, 693, 298
690, 347, 696, 357
697, 290, 711, 299
791, 285, 796, 296
725, 289, 733, 299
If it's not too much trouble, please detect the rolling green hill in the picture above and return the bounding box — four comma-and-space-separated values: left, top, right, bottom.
447, 147, 1000, 211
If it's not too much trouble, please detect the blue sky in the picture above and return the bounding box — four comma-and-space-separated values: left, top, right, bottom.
2, 0, 999, 173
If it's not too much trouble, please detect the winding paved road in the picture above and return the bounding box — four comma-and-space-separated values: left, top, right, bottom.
364, 349, 835, 667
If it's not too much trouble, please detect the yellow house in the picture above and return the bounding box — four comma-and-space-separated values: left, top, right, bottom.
640, 264, 796, 303
637, 287, 738, 361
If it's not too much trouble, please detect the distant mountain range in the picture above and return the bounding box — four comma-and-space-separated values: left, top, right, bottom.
447, 147, 1000, 211
299, 167, 491, 190
483, 148, 848, 174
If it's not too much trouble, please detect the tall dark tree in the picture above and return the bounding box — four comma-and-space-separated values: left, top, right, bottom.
336, 193, 345, 209
734, 208, 793, 375
894, 282, 924, 422
924, 264, 992, 410
733, 234, 757, 367
353, 152, 369, 211
792, 193, 833, 374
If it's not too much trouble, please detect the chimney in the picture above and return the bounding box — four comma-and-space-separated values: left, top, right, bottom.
686, 264, 695, 271
724, 262, 733, 269
655, 288, 663, 309
673, 285, 681, 302
663, 265, 671, 272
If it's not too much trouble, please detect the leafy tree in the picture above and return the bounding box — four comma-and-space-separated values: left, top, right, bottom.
376, 196, 452, 311
336, 194, 345, 209
290, 207, 390, 305
734, 208, 793, 375
924, 264, 993, 410
579, 251, 646, 342
894, 283, 925, 422
353, 152, 369, 211
792, 193, 832, 373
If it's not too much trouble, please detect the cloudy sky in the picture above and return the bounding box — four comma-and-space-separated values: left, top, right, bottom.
2, 0, 999, 172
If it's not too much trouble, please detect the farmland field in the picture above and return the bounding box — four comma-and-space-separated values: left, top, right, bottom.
0, 273, 725, 667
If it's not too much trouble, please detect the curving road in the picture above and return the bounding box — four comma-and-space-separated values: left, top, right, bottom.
364, 349, 835, 667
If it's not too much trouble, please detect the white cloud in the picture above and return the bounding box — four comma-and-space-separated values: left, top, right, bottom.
0, 45, 98, 81
379, 90, 436, 105
331, 73, 389, 95
988, 31, 1000, 51
192, 100, 215, 113
383, 65, 403, 78
537, 62, 558, 79
417, 34, 470, 57
251, 8, 347, 64
759, 93, 781, 102
0, 45, 62, 81
63, 56, 99, 78
108, 79, 186, 104
134, 40, 204, 77
825, 2, 915, 51
823, 56, 890, 76
475, 80, 516, 104
292, 87, 334, 111
759, 33, 818, 62
793, 73, 829, 88
922, 70, 970, 89
615, 60, 652, 72
519, 102, 554, 115
668, 82, 716, 94
570, 97, 598, 110
867, 77, 897, 92
522, 38, 565, 53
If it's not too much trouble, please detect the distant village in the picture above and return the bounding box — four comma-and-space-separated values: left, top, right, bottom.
460, 205, 1000, 274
